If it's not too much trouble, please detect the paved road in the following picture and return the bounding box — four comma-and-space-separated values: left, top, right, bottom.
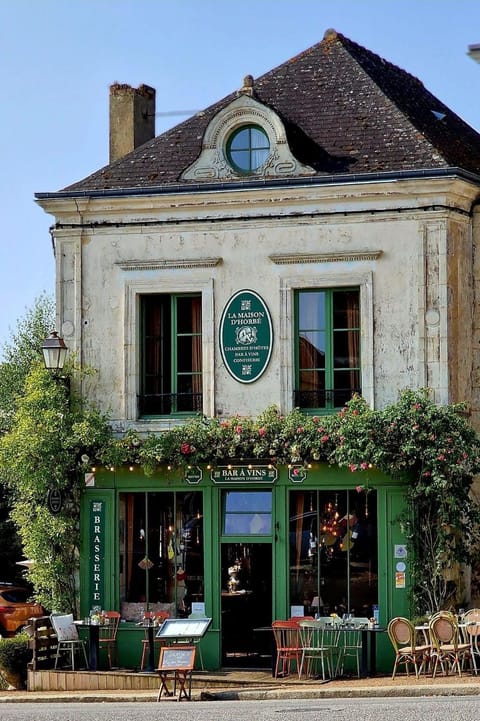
1, 697, 480, 721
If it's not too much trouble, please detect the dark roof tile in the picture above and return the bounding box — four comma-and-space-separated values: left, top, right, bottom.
63, 30, 480, 193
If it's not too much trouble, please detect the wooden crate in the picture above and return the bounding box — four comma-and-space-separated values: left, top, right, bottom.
26, 615, 58, 671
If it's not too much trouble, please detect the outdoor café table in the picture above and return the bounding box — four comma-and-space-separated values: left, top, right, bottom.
136, 619, 156, 672
252, 625, 277, 677
335, 623, 386, 678
415, 624, 430, 645
75, 620, 100, 671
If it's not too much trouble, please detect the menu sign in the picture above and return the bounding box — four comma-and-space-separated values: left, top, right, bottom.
219, 289, 273, 383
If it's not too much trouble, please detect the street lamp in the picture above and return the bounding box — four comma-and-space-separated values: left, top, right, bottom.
41, 331, 68, 372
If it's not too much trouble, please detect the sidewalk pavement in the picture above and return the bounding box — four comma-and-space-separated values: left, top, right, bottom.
0, 670, 479, 703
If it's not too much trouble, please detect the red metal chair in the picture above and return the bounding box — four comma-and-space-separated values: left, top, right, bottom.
98, 611, 121, 669
272, 620, 302, 678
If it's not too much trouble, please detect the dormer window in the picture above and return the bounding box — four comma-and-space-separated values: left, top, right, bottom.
181, 80, 315, 182
226, 125, 270, 174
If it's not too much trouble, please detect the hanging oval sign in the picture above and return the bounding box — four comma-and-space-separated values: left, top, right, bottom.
47, 488, 63, 515
219, 289, 273, 384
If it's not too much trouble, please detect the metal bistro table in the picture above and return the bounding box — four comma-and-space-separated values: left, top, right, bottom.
75, 620, 100, 671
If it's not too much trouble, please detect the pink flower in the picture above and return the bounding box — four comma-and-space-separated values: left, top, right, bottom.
236, 426, 242, 434
258, 427, 266, 437
320, 434, 329, 443
349, 463, 358, 472
424, 470, 431, 477
312, 416, 319, 424
180, 442, 192, 456
437, 454, 445, 461
413, 403, 421, 410
355, 484, 364, 492
296, 427, 304, 434
360, 462, 368, 470
293, 468, 299, 476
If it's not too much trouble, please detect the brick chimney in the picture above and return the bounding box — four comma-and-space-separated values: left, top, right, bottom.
109, 83, 156, 163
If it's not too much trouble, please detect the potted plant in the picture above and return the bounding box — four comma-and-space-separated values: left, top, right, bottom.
0, 632, 32, 689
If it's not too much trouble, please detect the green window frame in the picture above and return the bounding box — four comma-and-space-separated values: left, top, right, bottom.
226, 124, 270, 174
139, 293, 202, 417
294, 288, 361, 413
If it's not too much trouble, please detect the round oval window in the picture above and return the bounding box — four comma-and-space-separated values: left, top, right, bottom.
226, 125, 270, 173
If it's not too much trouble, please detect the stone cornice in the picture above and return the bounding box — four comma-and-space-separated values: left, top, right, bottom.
117, 257, 222, 271
269, 250, 383, 264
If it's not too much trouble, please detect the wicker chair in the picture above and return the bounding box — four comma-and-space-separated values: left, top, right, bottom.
387, 617, 430, 679
428, 612, 471, 677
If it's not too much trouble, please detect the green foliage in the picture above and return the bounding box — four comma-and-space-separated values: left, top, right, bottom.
0, 633, 31, 688
0, 294, 55, 583
0, 293, 54, 436
0, 362, 112, 616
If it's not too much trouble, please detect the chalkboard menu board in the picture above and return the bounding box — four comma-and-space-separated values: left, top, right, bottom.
158, 645, 196, 670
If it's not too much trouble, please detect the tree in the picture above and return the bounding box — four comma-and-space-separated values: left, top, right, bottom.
0, 294, 54, 582
0, 362, 112, 615
0, 293, 55, 436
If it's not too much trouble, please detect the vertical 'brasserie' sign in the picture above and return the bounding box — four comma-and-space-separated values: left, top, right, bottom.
89, 499, 105, 608
219, 289, 273, 383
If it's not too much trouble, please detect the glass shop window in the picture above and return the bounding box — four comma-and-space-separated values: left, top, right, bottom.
119, 491, 204, 620
222, 490, 272, 535
289, 489, 378, 619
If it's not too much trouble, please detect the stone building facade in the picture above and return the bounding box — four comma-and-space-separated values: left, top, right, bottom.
35, 30, 480, 670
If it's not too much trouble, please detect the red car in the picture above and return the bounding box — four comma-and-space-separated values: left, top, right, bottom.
0, 583, 43, 636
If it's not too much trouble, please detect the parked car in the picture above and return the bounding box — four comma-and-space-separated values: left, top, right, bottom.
0, 582, 43, 636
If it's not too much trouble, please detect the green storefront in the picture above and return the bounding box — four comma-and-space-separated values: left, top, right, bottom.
80, 461, 409, 672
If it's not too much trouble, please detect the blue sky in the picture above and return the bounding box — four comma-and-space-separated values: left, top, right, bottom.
1, 0, 480, 352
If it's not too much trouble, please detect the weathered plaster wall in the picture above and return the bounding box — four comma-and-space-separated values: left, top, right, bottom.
42, 177, 478, 432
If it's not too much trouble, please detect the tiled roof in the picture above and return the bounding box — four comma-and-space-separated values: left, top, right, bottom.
63, 29, 480, 193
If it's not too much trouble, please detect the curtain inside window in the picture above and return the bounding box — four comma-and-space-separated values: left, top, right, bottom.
191, 297, 202, 396
346, 292, 360, 390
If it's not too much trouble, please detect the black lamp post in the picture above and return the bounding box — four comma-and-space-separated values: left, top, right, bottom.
41, 331, 68, 372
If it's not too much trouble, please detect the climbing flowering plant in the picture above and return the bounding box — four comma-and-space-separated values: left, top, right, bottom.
98, 388, 480, 612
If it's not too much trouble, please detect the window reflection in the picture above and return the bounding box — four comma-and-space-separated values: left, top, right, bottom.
289, 489, 377, 618
223, 491, 272, 535
119, 491, 204, 620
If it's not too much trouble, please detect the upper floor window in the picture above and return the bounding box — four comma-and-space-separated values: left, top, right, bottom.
226, 125, 270, 174
294, 288, 360, 413
139, 294, 202, 417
